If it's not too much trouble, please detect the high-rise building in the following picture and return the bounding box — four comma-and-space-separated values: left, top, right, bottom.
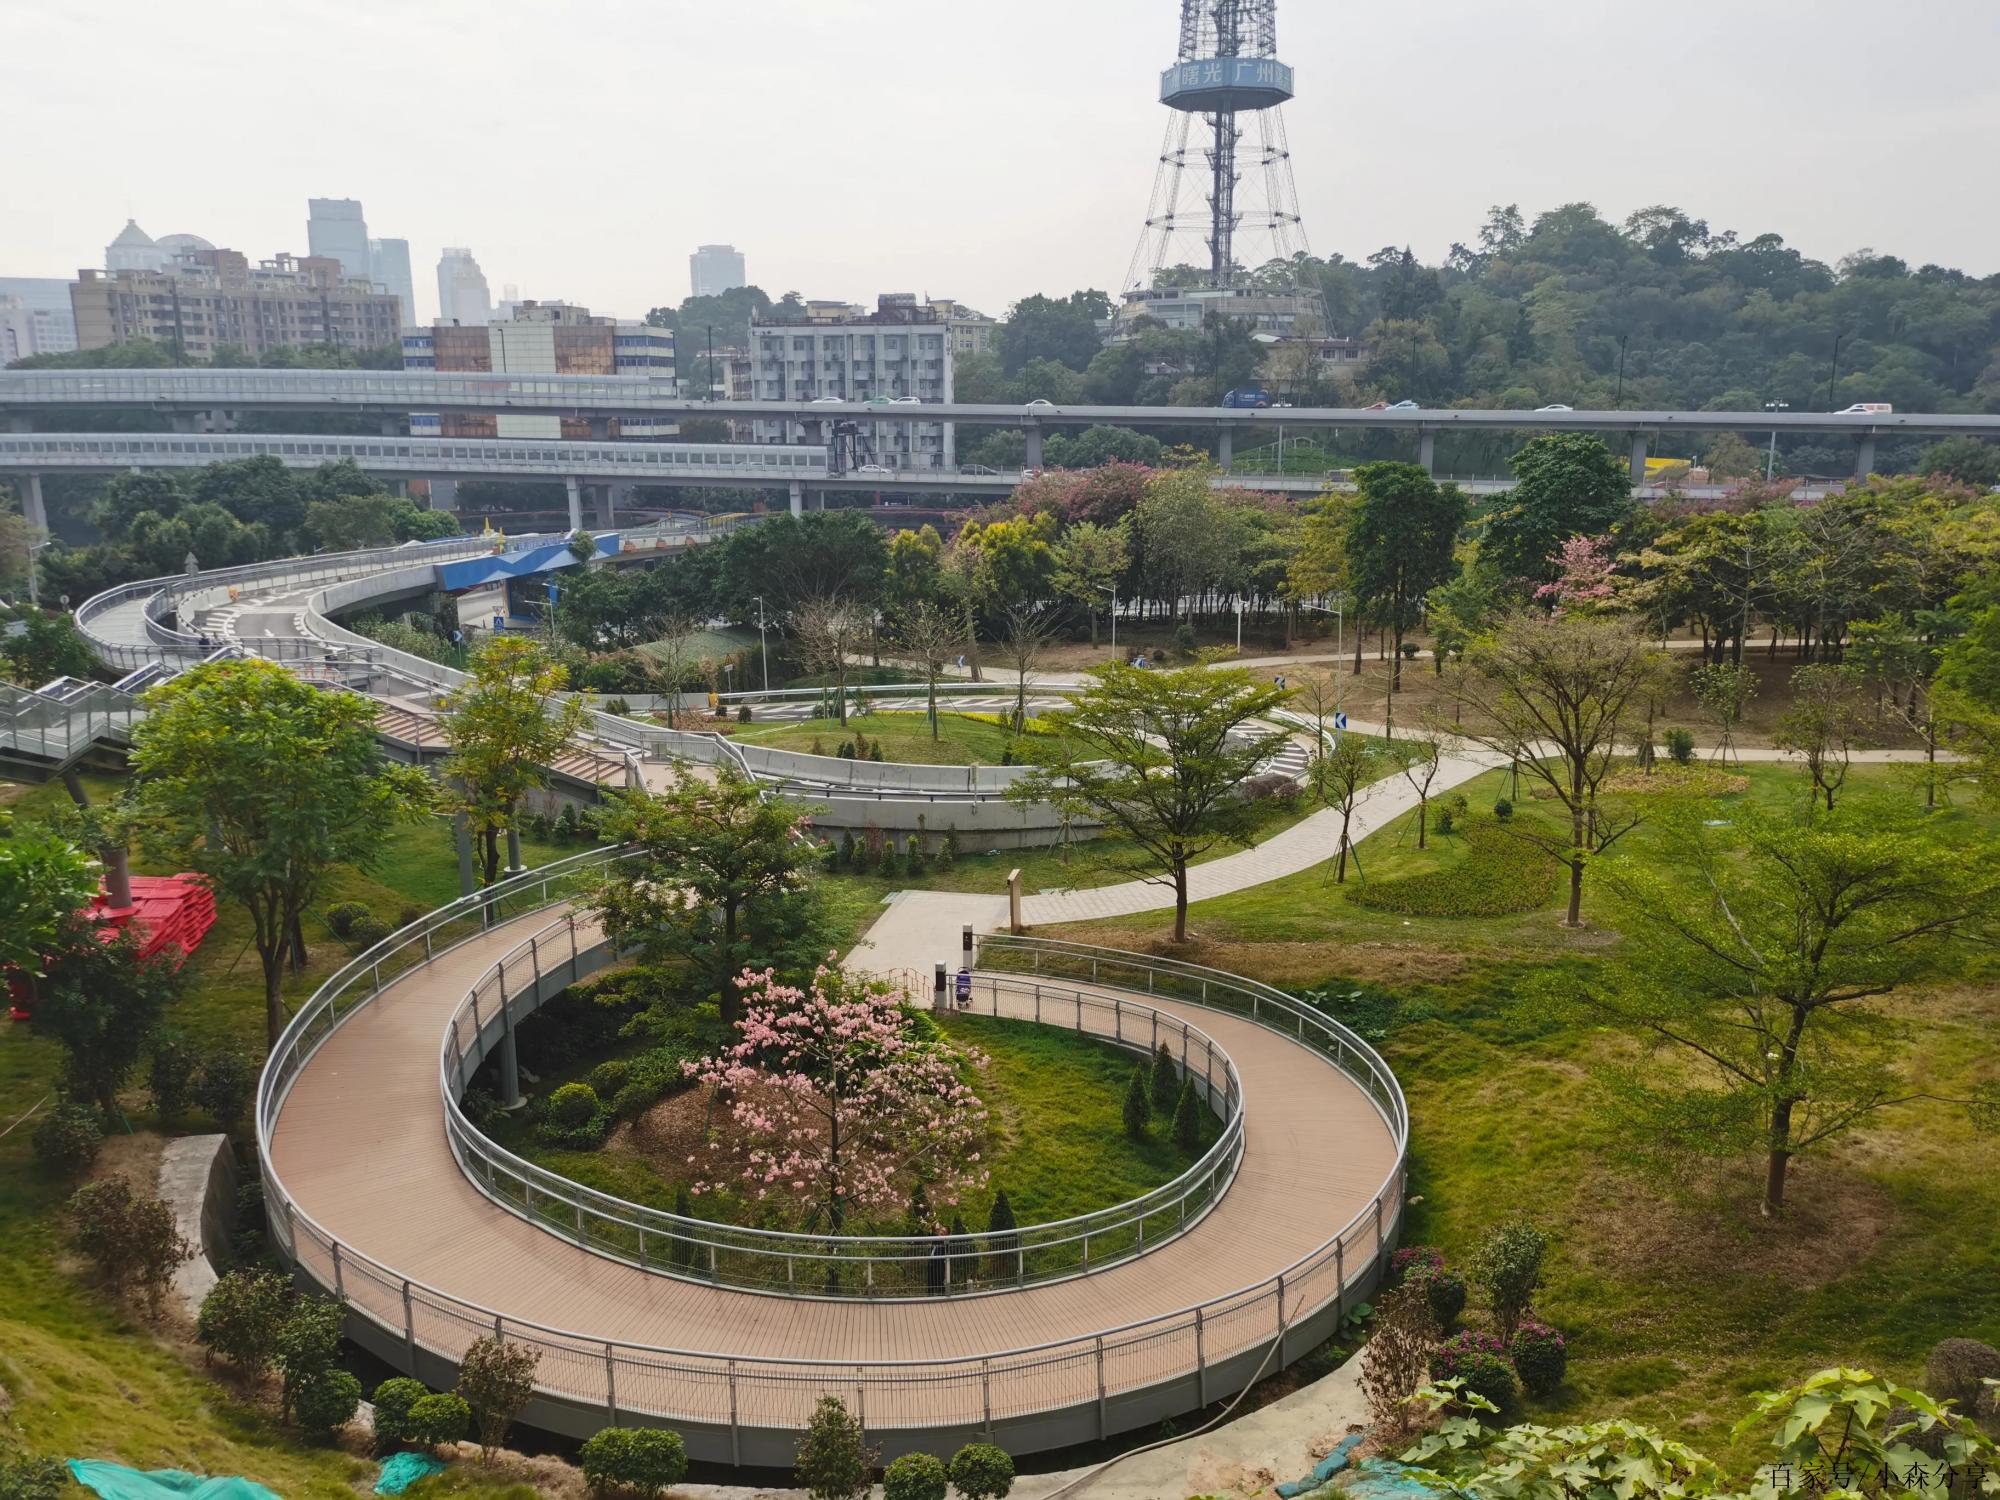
0, 278, 80, 356
70, 250, 402, 361
368, 238, 416, 326
436, 248, 492, 327
926, 298, 1000, 357
751, 294, 955, 471
689, 244, 747, 300
403, 300, 675, 440
306, 198, 372, 282
106, 220, 169, 274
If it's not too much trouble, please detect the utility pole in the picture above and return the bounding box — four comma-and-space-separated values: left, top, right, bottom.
1615, 333, 1628, 407
1827, 332, 1847, 411
753, 594, 769, 690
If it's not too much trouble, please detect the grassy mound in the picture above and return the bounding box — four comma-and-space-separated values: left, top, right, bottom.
1347, 819, 1558, 918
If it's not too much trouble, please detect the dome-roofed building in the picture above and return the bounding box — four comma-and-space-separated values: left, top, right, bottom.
156, 232, 216, 262
105, 219, 168, 274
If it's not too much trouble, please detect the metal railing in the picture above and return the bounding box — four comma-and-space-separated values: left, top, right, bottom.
439, 924, 1245, 1298
257, 899, 1407, 1448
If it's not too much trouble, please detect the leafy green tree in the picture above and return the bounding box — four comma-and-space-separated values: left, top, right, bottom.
439, 636, 591, 886
1051, 520, 1130, 648
1688, 661, 1756, 763
66, 1177, 190, 1312
1569, 804, 2000, 1214
580, 1427, 689, 1497
1916, 435, 2000, 486
1436, 614, 1675, 926
455, 1335, 539, 1460
1346, 462, 1468, 696
128, 658, 431, 1047
1309, 733, 1377, 884
1482, 433, 1634, 586
196, 1269, 294, 1374
1122, 1066, 1150, 1140
592, 767, 827, 1025
1171, 1077, 1202, 1150
0, 827, 97, 982
1472, 1222, 1548, 1337
3, 612, 98, 684
32, 918, 180, 1120
794, 1394, 874, 1500
1016, 662, 1292, 942
1774, 663, 1867, 810
1149, 1041, 1179, 1113
997, 290, 1110, 375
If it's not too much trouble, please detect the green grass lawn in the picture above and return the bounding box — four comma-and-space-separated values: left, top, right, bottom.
1032, 761, 2000, 1463
733, 708, 1080, 767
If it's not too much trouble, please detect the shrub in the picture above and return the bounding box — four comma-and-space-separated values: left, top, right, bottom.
948, 1442, 1016, 1500
325, 901, 371, 938
1174, 622, 1198, 655
66, 1177, 190, 1310
274, 1294, 346, 1421
590, 1059, 631, 1097
1388, 1244, 1444, 1288
1433, 804, 1457, 835
193, 1047, 254, 1132
1407, 1262, 1468, 1329
457, 1334, 539, 1459
738, 704, 752, 722
794, 1394, 873, 1500
938, 830, 960, 868
580, 1425, 689, 1496
1361, 1283, 1443, 1446
1663, 726, 1696, 765
611, 1081, 663, 1120
1430, 1329, 1517, 1410
1492, 796, 1513, 819
0, 1448, 68, 1500
1171, 1077, 1201, 1150
883, 1451, 948, 1500
838, 831, 857, 870
869, 744, 884, 762
196, 1269, 293, 1374
1510, 1318, 1568, 1396
370, 1376, 431, 1447
1475, 1221, 1549, 1337
398, 904, 426, 928
406, 1392, 472, 1447
604, 697, 631, 717
1122, 1066, 1150, 1140
348, 915, 391, 948
1347, 822, 1558, 919
1149, 1041, 1179, 1113
548, 1081, 602, 1128
837, 740, 855, 760
32, 1099, 101, 1177
1923, 1338, 2000, 1414
148, 1030, 198, 1124
811, 737, 827, 756
905, 835, 926, 876
877, 838, 899, 875
985, 1190, 1018, 1280
292, 1367, 362, 1435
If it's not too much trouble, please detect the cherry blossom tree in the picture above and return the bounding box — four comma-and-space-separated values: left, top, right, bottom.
684, 964, 988, 1236
1533, 534, 1622, 616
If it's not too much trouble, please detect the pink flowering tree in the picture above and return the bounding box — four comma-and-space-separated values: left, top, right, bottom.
1534, 534, 1622, 616
684, 963, 988, 1236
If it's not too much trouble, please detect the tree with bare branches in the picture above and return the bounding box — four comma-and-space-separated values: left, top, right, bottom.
996, 604, 1057, 733
1435, 613, 1676, 926
893, 601, 964, 740
792, 596, 873, 726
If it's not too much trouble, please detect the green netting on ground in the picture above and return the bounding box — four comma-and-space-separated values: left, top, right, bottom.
66, 1461, 282, 1500
375, 1452, 448, 1494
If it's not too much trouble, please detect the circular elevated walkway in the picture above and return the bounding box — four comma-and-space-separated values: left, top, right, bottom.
263, 901, 1403, 1463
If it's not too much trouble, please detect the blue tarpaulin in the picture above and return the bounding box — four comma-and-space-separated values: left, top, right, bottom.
1276, 1432, 1366, 1497
435, 536, 618, 593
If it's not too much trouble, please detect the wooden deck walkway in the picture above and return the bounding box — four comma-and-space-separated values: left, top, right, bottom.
267, 904, 1399, 1438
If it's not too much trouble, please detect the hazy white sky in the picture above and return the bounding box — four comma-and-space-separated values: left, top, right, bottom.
6, 0, 1997, 324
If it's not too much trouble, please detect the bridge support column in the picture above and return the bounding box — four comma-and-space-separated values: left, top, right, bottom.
1024, 423, 1043, 470
427, 478, 456, 512
1855, 435, 1877, 480
788, 480, 804, 518
453, 812, 476, 900
5, 414, 29, 433
595, 484, 615, 530
1217, 427, 1233, 473
504, 826, 525, 879
498, 1003, 523, 1110
169, 413, 199, 434
378, 416, 401, 437
1417, 430, 1436, 477
1629, 432, 1649, 485
587, 416, 612, 440
565, 476, 584, 533
20, 472, 47, 533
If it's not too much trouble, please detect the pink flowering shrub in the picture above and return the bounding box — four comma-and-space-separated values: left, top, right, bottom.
683, 962, 988, 1233
1533, 534, 1621, 615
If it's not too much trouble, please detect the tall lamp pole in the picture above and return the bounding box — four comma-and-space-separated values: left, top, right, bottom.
1615, 333, 1628, 407
1763, 400, 1789, 479
752, 594, 769, 690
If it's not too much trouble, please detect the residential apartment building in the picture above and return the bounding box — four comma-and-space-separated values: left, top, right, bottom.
403, 300, 675, 440
69, 250, 403, 360
927, 298, 999, 357
750, 294, 956, 471
0, 278, 80, 356
436, 248, 492, 328
689, 244, 746, 299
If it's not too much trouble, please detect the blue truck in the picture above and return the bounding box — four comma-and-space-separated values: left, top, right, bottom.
1222, 387, 1272, 408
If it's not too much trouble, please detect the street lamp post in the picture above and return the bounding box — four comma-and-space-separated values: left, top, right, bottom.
752, 595, 769, 691
1763, 400, 1790, 479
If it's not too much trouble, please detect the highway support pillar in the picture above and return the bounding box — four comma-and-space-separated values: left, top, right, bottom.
565, 476, 584, 533
1855, 435, 1877, 480
1417, 429, 1436, 477
596, 484, 616, 531
788, 479, 804, 518
1217, 427, 1233, 473
379, 416, 401, 437
428, 478, 457, 512
169, 412, 199, 434
5, 414, 29, 432
1024, 423, 1044, 470
1629, 432, 1649, 485
21, 471, 47, 533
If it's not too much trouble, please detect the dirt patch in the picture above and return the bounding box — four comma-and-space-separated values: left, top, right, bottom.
1034, 927, 1476, 989
1574, 1156, 1894, 1294
1605, 766, 1751, 797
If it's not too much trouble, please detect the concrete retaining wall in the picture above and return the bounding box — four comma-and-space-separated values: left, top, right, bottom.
158, 1133, 238, 1319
